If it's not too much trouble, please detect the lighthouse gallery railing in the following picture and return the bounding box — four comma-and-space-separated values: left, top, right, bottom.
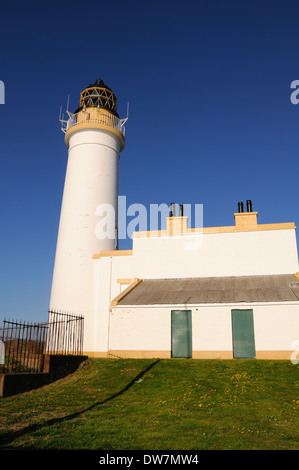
60, 109, 126, 136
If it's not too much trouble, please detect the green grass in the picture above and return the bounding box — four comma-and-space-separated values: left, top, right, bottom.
0, 358, 299, 450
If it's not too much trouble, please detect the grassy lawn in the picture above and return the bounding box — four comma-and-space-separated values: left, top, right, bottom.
0, 358, 299, 450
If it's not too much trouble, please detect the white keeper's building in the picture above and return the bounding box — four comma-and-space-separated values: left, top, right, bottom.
50, 79, 299, 360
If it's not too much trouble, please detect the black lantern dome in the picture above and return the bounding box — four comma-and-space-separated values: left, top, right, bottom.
75, 79, 119, 117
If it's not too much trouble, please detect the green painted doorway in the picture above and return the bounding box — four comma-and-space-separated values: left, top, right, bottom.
231, 309, 256, 358
171, 310, 192, 358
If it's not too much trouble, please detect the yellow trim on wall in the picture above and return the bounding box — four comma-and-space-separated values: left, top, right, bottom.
84, 350, 293, 359
107, 350, 171, 359
202, 222, 296, 233
192, 351, 234, 359
85, 351, 109, 358
110, 278, 143, 307
132, 222, 296, 238
295, 272, 299, 282
93, 250, 133, 259
255, 351, 293, 360
117, 278, 133, 284
65, 121, 125, 151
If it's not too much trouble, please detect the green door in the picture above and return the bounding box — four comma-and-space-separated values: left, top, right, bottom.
171, 310, 192, 358
231, 309, 255, 358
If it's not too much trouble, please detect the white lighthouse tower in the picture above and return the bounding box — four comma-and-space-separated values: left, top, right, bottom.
50, 79, 126, 352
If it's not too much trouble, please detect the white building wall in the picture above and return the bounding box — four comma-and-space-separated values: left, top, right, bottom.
93, 257, 113, 353
109, 307, 171, 355
92, 254, 133, 354
253, 303, 299, 351
192, 306, 233, 352
131, 229, 299, 279
109, 302, 299, 359
110, 255, 134, 299
89, 222, 299, 356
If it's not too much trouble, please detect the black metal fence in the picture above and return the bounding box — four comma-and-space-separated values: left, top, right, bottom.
0, 310, 84, 373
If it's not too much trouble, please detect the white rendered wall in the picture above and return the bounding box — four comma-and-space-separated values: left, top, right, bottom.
193, 303, 299, 353
109, 306, 233, 354
92, 254, 133, 353
192, 306, 233, 352
50, 128, 121, 351
91, 226, 298, 355
109, 306, 171, 353
253, 303, 299, 351
109, 302, 299, 356
131, 229, 299, 279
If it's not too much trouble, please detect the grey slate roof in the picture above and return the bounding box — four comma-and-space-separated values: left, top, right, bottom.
117, 274, 299, 306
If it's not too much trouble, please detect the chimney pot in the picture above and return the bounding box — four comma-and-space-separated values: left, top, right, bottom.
246, 200, 252, 212
170, 202, 175, 217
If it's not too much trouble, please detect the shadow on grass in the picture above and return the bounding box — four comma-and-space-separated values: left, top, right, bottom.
0, 359, 161, 448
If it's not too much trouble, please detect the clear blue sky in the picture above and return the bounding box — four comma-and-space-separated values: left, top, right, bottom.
0, 0, 298, 323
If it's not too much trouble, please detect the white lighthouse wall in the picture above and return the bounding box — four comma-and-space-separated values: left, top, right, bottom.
50, 128, 121, 352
